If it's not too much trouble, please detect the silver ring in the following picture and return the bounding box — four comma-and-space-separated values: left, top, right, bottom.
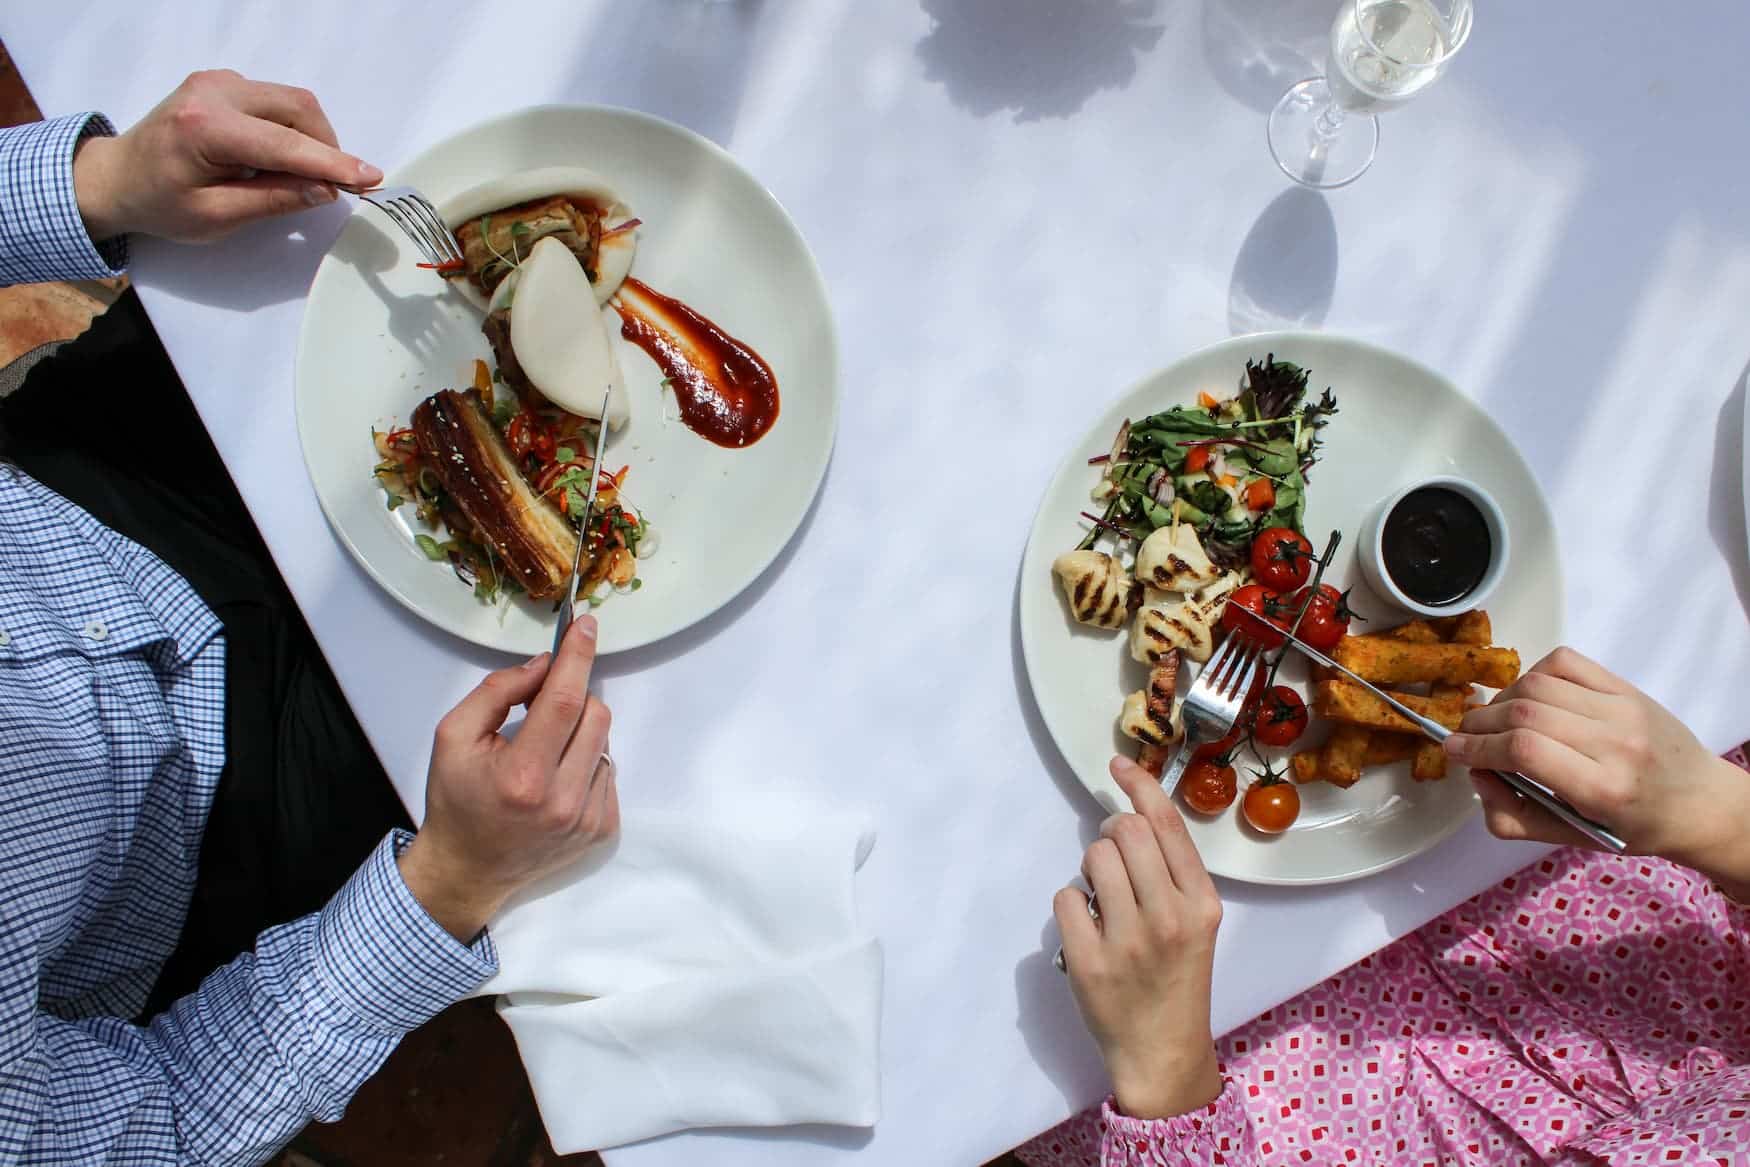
588, 747, 616, 792
1053, 892, 1102, 973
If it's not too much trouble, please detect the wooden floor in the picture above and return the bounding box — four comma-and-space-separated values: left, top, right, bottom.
0, 43, 1036, 1167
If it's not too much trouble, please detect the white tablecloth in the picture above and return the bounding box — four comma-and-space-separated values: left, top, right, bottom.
8, 2, 1750, 1163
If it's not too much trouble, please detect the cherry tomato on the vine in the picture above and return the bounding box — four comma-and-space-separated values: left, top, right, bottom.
1242, 774, 1300, 833
1288, 583, 1363, 652
1250, 527, 1314, 592
1221, 583, 1292, 649
1180, 756, 1238, 815
1253, 686, 1309, 748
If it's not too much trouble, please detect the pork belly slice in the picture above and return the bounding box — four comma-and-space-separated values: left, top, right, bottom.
453, 195, 602, 298
411, 389, 578, 601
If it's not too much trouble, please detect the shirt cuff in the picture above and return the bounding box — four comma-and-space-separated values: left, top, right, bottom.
312, 829, 498, 1033
1101, 1082, 1257, 1164
0, 113, 129, 286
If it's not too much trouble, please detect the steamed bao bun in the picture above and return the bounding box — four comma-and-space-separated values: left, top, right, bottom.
496, 238, 631, 431
438, 166, 638, 313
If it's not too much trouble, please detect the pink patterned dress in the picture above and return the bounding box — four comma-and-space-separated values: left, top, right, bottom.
1019, 750, 1750, 1167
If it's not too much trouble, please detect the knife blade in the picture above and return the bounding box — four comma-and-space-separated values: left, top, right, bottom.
1231, 605, 1628, 853
551, 390, 615, 656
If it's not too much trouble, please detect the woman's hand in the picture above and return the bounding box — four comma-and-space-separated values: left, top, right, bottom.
1445, 646, 1750, 898
1055, 756, 1224, 1120
73, 69, 382, 244
399, 615, 619, 942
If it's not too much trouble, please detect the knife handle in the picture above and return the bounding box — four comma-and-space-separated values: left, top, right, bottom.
1395, 712, 1627, 852
1487, 768, 1628, 854
551, 596, 575, 658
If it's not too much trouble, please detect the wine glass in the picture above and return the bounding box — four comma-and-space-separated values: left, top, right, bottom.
1267, 0, 1473, 189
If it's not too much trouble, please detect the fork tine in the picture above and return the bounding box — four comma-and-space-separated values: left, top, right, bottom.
369, 197, 441, 265
392, 196, 457, 266
1224, 640, 1265, 700
405, 194, 463, 263
1199, 635, 1240, 693
1212, 634, 1250, 695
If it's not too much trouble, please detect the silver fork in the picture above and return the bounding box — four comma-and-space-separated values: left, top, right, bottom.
1054, 634, 1266, 974
359, 186, 464, 270
1158, 634, 1268, 793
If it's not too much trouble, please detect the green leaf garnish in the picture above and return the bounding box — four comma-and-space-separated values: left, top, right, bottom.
414, 534, 448, 561
556, 446, 576, 463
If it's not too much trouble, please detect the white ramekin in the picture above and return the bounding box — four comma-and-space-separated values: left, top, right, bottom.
1356, 476, 1510, 618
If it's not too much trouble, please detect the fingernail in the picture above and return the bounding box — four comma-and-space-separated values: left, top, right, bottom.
1443, 735, 1469, 759
302, 182, 337, 207
358, 160, 383, 185
522, 651, 550, 671
574, 614, 598, 640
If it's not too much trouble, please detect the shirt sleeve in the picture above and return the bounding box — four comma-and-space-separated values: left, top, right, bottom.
1099, 1083, 1261, 1166
0, 113, 129, 286
0, 831, 496, 1166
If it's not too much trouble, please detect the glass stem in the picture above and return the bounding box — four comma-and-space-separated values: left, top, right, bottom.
1313, 99, 1347, 143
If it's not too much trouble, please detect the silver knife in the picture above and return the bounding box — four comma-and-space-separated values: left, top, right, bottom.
1232, 606, 1628, 853
551, 390, 615, 656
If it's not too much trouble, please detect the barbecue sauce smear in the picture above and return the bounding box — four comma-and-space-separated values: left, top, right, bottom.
612, 277, 779, 448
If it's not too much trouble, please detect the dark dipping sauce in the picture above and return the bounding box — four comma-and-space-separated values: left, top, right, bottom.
612, 276, 779, 449
1381, 486, 1492, 606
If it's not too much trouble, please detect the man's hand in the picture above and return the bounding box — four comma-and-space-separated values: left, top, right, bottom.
72, 69, 382, 244
1445, 646, 1750, 899
1055, 757, 1225, 1120
398, 616, 620, 943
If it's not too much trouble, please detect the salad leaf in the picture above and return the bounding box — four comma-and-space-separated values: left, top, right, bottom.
1075, 356, 1338, 559
414, 534, 449, 561
1186, 479, 1229, 516
1239, 355, 1309, 423
1232, 437, 1299, 479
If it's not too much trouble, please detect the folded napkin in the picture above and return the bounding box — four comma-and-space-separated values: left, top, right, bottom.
474, 809, 883, 1152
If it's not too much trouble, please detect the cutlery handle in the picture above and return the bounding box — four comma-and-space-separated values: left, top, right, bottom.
551, 599, 574, 658
1158, 738, 1195, 794
1489, 768, 1628, 854
1421, 721, 1627, 853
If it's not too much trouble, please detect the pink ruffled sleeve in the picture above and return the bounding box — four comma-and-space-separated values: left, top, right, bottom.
1099, 1082, 1260, 1166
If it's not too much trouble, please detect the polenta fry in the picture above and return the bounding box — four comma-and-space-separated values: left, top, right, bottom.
1314, 680, 1466, 733
1331, 639, 1520, 689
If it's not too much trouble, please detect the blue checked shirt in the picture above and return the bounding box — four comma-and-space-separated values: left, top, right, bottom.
0, 115, 497, 1164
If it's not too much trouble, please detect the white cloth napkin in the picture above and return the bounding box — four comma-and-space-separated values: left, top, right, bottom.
473, 809, 883, 1153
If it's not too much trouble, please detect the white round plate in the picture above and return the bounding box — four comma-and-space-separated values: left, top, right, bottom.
1019, 333, 1565, 886
297, 106, 838, 655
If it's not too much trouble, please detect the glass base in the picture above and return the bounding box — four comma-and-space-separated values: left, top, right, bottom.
1267, 78, 1379, 190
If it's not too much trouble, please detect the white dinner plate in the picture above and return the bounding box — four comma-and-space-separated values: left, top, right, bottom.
1018, 333, 1565, 886
297, 106, 839, 655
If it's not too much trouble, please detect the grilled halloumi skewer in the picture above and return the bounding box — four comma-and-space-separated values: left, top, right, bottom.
1119, 652, 1182, 746
1127, 571, 1244, 665
1134, 524, 1221, 591
1052, 550, 1137, 630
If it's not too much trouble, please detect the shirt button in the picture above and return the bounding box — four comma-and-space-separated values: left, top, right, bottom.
83, 619, 108, 642
0, 629, 9, 647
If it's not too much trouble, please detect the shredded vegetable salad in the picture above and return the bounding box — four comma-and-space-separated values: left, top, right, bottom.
1081, 355, 1337, 568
